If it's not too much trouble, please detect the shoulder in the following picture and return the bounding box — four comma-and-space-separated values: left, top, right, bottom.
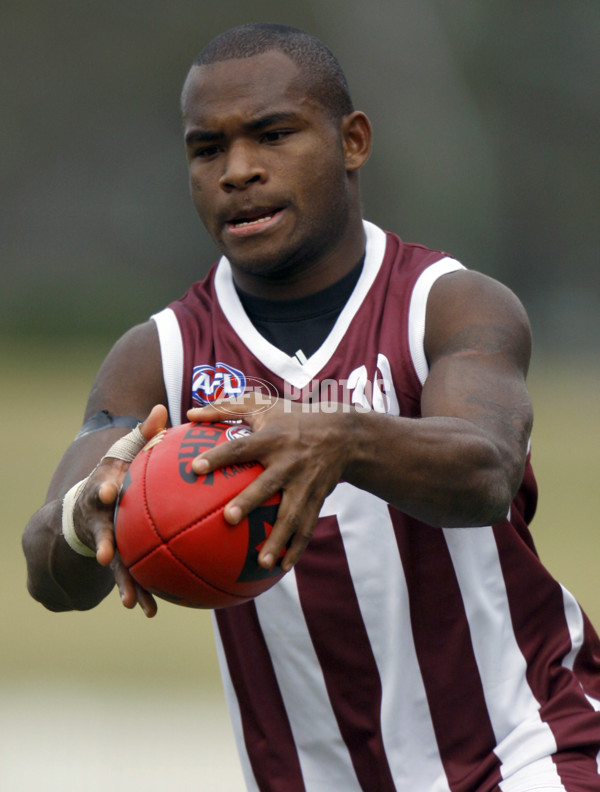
100, 320, 162, 370
425, 270, 532, 372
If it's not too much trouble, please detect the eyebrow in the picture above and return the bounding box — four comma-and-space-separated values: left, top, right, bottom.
184, 111, 303, 146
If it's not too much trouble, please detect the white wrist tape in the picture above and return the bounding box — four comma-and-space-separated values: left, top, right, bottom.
61, 425, 147, 557
61, 478, 96, 557
102, 424, 147, 463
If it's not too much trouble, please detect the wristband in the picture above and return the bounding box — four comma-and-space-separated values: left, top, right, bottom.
102, 424, 147, 463
75, 410, 140, 440
61, 478, 96, 558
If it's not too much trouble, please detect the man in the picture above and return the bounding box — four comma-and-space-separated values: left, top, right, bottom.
23, 22, 600, 792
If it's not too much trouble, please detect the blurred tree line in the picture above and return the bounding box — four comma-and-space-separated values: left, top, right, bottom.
1, 0, 598, 355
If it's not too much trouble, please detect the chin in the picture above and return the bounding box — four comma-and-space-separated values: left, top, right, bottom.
225, 246, 299, 279
238, 260, 294, 283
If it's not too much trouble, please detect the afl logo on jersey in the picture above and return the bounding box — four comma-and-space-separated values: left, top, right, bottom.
191, 362, 246, 405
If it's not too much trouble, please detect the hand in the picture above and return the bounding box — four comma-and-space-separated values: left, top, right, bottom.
187, 395, 353, 572
73, 404, 168, 617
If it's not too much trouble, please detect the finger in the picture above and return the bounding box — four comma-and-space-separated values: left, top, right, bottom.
140, 404, 168, 440
191, 433, 260, 476
135, 583, 158, 618
187, 399, 250, 422
88, 476, 123, 564
71, 477, 115, 562
112, 556, 157, 617
112, 555, 136, 605
219, 470, 282, 526
257, 508, 299, 571
87, 512, 117, 566
187, 404, 225, 422
259, 494, 322, 572
98, 478, 120, 505
95, 533, 116, 567
187, 393, 270, 423
280, 523, 317, 572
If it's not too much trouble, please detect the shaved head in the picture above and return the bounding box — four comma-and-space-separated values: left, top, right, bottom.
187, 23, 354, 121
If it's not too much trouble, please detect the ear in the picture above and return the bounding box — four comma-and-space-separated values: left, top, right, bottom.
342, 111, 372, 172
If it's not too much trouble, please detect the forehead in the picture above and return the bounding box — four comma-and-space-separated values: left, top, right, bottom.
182, 50, 319, 127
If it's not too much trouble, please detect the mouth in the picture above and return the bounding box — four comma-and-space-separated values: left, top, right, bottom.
226, 207, 284, 235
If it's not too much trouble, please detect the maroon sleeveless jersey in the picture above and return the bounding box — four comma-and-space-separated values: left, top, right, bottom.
153, 222, 600, 792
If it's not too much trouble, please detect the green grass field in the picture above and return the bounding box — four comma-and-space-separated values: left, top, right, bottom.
1, 338, 598, 790
1, 339, 243, 791
0, 338, 221, 689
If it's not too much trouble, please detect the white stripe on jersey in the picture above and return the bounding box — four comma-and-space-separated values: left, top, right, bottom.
443, 528, 560, 785
407, 257, 465, 386
212, 617, 262, 792
151, 307, 184, 426
560, 585, 600, 776
322, 483, 451, 792
254, 570, 364, 791
560, 584, 585, 672
498, 755, 566, 792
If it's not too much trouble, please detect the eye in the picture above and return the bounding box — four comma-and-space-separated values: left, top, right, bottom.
261, 129, 292, 144
190, 145, 221, 160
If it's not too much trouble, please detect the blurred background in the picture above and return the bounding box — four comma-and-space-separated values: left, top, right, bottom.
1, 1, 598, 790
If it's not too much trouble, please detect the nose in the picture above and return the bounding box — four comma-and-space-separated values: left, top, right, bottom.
219, 141, 266, 191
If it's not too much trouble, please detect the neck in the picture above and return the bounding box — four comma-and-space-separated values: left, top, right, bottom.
230, 217, 366, 301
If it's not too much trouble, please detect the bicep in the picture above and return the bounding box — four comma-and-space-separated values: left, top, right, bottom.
45, 320, 167, 501
422, 271, 534, 477
85, 320, 167, 419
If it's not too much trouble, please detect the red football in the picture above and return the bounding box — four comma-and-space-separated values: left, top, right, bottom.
114, 421, 283, 608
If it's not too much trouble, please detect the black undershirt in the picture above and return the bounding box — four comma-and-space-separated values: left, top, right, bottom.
234, 257, 364, 360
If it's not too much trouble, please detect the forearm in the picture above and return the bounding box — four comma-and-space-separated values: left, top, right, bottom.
342, 409, 521, 528
23, 323, 168, 614
22, 499, 115, 611
23, 427, 133, 611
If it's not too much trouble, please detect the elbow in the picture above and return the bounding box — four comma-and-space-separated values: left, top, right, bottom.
439, 476, 512, 529
429, 429, 523, 528
459, 443, 524, 527
23, 553, 109, 613
22, 506, 112, 613
474, 474, 513, 527
25, 573, 72, 613
22, 526, 74, 612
